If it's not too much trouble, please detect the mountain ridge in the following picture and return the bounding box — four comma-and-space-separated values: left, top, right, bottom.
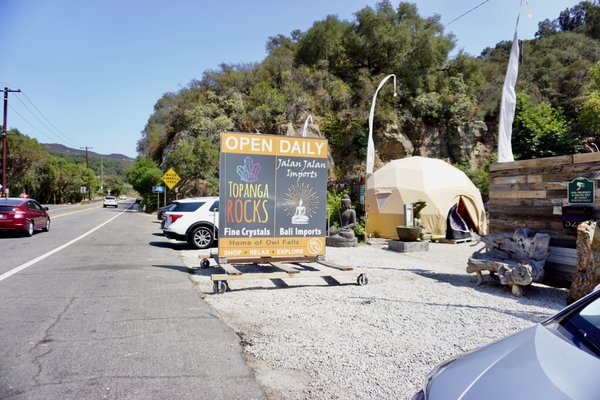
42, 143, 135, 161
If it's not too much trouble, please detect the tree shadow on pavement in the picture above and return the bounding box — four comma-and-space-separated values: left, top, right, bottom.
151, 264, 194, 274
148, 241, 189, 250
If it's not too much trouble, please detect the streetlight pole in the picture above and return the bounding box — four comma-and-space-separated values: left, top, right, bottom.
365, 74, 397, 237
2, 87, 21, 198
366, 74, 397, 176
302, 114, 314, 137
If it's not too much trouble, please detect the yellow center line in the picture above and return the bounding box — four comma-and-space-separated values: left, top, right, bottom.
51, 205, 103, 219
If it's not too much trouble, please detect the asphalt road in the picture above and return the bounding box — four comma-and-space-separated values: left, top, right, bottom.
0, 201, 266, 400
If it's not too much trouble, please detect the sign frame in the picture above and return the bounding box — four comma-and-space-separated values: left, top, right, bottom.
218, 132, 328, 261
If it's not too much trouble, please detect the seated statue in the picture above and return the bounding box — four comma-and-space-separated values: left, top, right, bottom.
327, 194, 358, 247
292, 198, 309, 224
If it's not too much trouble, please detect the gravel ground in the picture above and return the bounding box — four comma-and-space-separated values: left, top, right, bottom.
181, 240, 568, 400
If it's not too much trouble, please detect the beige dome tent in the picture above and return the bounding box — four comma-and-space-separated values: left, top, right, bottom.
365, 157, 487, 240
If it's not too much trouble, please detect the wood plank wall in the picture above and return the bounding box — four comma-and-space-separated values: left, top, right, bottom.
489, 152, 600, 286
489, 152, 600, 242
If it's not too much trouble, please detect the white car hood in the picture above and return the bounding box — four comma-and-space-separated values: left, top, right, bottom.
428, 325, 600, 400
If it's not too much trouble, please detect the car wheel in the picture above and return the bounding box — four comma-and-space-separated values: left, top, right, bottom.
42, 218, 50, 232
103, 205, 106, 208
24, 220, 34, 237
188, 226, 214, 249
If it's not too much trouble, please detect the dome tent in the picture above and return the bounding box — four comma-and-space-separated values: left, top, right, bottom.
365, 157, 487, 240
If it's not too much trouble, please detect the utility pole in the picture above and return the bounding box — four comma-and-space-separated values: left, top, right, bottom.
80, 146, 93, 200
80, 146, 93, 168
2, 87, 21, 198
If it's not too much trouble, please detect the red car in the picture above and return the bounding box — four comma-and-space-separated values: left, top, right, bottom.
0, 197, 50, 236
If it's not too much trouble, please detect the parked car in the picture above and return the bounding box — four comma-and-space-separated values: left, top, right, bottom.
0, 197, 50, 236
162, 197, 219, 249
413, 288, 600, 400
103, 196, 118, 208
157, 203, 175, 221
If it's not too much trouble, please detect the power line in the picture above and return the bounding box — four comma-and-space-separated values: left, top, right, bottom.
18, 91, 82, 147
7, 104, 68, 144
444, 0, 492, 28
12, 92, 81, 148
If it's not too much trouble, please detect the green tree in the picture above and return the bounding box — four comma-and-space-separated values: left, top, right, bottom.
126, 156, 162, 203
5, 130, 49, 197
165, 136, 220, 196
512, 92, 577, 159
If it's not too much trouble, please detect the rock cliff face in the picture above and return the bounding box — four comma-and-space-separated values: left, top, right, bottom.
374, 120, 491, 170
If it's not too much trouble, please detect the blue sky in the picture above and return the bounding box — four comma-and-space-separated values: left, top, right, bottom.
0, 0, 581, 158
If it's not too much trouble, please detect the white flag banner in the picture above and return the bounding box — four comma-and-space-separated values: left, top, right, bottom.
498, 30, 519, 163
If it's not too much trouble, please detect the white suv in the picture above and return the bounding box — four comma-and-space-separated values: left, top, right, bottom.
162, 197, 219, 249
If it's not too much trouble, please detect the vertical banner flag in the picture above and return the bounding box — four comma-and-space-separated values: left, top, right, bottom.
498, 23, 520, 162
219, 133, 328, 260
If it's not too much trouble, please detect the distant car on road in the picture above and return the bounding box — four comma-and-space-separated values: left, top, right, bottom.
103, 196, 118, 208
118, 195, 127, 200
412, 288, 600, 400
162, 197, 219, 249
0, 197, 50, 236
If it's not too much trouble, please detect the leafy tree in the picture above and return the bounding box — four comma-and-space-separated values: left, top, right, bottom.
5, 130, 49, 196
102, 175, 125, 196
126, 156, 162, 200
164, 136, 220, 196
512, 92, 577, 159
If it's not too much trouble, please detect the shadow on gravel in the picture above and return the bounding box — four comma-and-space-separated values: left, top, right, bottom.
407, 268, 567, 305
191, 265, 352, 293
151, 232, 165, 237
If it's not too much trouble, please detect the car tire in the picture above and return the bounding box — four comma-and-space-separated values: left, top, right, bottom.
42, 218, 50, 232
25, 220, 34, 237
188, 226, 214, 249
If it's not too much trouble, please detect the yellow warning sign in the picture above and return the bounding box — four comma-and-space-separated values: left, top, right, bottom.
161, 167, 181, 190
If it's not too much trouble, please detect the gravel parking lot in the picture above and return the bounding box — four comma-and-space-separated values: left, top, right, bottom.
182, 241, 568, 400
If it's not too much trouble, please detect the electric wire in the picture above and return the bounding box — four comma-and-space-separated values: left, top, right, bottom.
7, 104, 69, 144
18, 91, 82, 147
444, 0, 492, 27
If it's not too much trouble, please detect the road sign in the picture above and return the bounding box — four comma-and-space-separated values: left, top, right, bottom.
152, 185, 165, 193
162, 167, 181, 190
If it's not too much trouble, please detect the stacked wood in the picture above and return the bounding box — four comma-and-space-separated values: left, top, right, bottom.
467, 228, 551, 296
567, 221, 600, 304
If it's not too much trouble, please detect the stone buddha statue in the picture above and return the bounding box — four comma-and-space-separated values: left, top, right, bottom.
327, 194, 358, 247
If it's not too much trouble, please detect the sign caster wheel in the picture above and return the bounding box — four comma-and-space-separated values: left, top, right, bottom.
357, 274, 368, 286
213, 281, 228, 294
200, 258, 210, 269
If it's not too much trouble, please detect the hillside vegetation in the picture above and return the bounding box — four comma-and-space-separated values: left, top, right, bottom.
134, 1, 600, 198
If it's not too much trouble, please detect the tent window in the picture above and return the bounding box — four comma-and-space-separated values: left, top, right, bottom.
375, 193, 391, 210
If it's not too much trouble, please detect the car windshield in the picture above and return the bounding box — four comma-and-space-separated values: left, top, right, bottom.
172, 202, 204, 212
556, 292, 600, 357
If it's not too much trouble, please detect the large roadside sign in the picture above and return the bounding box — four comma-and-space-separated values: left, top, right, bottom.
162, 167, 181, 190
218, 132, 328, 260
